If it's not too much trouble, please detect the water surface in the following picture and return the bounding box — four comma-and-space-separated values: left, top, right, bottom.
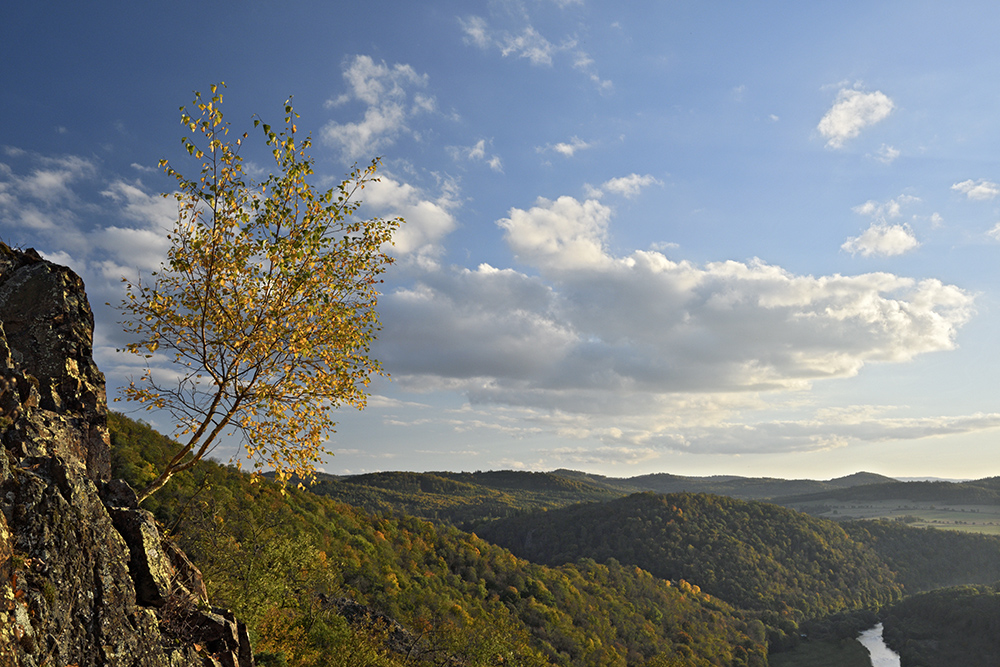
856, 623, 900, 667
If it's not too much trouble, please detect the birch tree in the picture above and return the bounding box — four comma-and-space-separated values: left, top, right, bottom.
120, 84, 400, 502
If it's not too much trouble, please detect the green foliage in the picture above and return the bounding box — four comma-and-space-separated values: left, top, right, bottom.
881, 583, 1000, 666
843, 519, 1000, 592
766, 637, 873, 667
478, 492, 903, 621
777, 478, 1000, 506
302, 470, 626, 529
110, 412, 766, 666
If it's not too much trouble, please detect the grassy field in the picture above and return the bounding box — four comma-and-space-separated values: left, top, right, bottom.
769, 638, 873, 667
784, 500, 1000, 535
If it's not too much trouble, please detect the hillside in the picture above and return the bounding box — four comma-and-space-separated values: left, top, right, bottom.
299, 469, 625, 528
477, 492, 902, 623
112, 413, 768, 666
881, 584, 1000, 666
842, 519, 1000, 592
300, 467, 903, 529
775, 478, 1000, 506
616, 472, 896, 501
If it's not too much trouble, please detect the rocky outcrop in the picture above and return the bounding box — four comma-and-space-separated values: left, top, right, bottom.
0, 245, 252, 667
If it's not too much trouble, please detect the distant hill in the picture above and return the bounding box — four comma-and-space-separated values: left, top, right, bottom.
774, 478, 1000, 506
596, 471, 898, 500
294, 469, 626, 528
295, 468, 903, 528
843, 519, 1000, 592
477, 491, 902, 621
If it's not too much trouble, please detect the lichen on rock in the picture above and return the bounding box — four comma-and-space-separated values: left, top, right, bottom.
0, 244, 253, 667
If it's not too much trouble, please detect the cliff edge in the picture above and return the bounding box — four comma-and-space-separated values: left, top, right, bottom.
0, 245, 253, 667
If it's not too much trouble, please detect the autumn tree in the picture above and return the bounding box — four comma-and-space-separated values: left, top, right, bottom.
120, 83, 400, 502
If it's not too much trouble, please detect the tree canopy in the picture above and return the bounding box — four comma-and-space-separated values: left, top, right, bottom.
119, 84, 400, 501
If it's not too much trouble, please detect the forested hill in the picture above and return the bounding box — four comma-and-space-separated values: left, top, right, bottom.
298, 470, 626, 528
477, 492, 902, 620
614, 471, 896, 500
293, 467, 900, 528
843, 519, 1000, 592
775, 477, 1000, 505
882, 584, 1000, 666
111, 413, 767, 666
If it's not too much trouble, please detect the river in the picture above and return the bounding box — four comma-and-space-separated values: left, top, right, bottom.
856, 623, 901, 667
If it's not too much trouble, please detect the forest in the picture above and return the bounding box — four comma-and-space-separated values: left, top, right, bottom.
110, 412, 1000, 666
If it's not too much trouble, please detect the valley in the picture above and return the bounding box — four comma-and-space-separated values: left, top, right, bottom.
114, 413, 1000, 666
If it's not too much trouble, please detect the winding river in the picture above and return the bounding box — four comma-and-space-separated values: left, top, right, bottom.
856, 623, 901, 667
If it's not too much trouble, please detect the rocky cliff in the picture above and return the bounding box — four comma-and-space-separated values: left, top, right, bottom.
0, 245, 253, 667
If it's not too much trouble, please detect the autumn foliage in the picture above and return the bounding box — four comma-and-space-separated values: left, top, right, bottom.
119, 84, 400, 501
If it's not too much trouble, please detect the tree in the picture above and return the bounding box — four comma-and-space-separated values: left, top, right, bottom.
119, 83, 400, 502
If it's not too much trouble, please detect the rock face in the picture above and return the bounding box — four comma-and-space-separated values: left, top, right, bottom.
0, 245, 252, 667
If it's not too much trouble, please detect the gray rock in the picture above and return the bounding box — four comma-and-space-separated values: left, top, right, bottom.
0, 243, 253, 667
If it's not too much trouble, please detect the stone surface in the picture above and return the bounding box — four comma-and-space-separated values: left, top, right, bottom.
0, 244, 253, 667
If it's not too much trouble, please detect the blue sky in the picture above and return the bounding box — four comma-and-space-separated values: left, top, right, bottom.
4, 1, 1000, 480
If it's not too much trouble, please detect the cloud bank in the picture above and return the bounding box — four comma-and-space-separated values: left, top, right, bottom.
373, 192, 974, 456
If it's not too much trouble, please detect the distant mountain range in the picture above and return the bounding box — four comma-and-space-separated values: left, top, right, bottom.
268, 467, 1000, 531
550, 469, 897, 500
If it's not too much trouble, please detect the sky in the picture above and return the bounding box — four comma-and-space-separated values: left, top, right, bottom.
4, 1, 1000, 481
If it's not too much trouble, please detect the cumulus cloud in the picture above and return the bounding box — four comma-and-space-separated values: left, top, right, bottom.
540, 136, 592, 157
952, 179, 1000, 201
842, 224, 919, 257
375, 221, 974, 453
321, 55, 435, 160
843, 195, 921, 257
378, 194, 974, 426
499, 196, 613, 271
361, 173, 459, 259
818, 88, 895, 149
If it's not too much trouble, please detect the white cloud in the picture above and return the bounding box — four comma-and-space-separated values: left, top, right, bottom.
448, 139, 504, 172
500, 26, 559, 65
952, 179, 1000, 201
459, 15, 610, 90
842, 223, 920, 257
379, 194, 973, 422
854, 194, 920, 219
101, 180, 177, 228
361, 174, 459, 258
589, 173, 663, 199
572, 50, 613, 93
375, 215, 974, 453
844, 195, 921, 256
818, 88, 895, 149
321, 55, 435, 161
874, 144, 900, 164
459, 15, 492, 49
541, 136, 592, 157
499, 196, 613, 271
987, 223, 1000, 240
19, 155, 96, 201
